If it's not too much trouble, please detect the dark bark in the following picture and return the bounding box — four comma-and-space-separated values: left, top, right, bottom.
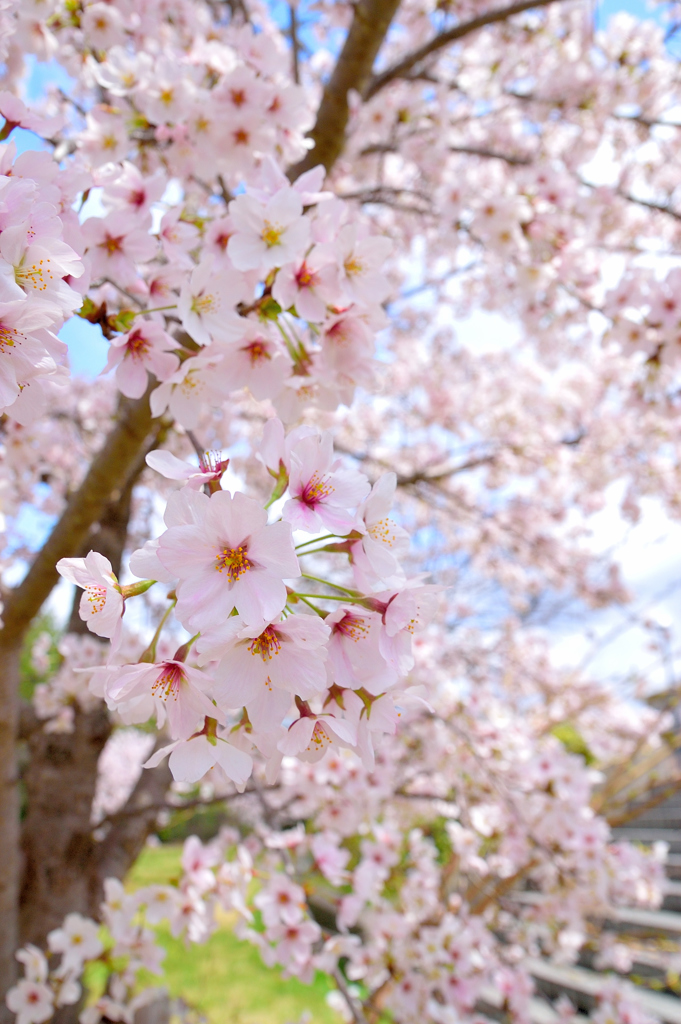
287, 0, 403, 179
364, 0, 571, 101
0, 643, 22, 1024
19, 704, 113, 943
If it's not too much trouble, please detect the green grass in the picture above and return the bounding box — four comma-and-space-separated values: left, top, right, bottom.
126, 846, 341, 1024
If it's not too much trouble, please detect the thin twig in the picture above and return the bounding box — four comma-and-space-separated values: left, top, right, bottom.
332, 968, 370, 1024
289, 3, 300, 85
365, 0, 577, 101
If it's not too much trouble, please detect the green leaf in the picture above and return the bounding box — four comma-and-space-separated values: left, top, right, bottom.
551, 722, 596, 765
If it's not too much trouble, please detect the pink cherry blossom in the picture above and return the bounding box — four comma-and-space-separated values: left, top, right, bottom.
283, 431, 370, 534
272, 246, 339, 322
213, 319, 290, 401
325, 607, 396, 694
156, 489, 300, 631
278, 711, 357, 762
228, 188, 309, 274
103, 321, 179, 399
5, 980, 53, 1024
103, 660, 220, 740
144, 732, 252, 788
198, 613, 329, 729
177, 257, 246, 347
56, 552, 124, 647
145, 449, 229, 490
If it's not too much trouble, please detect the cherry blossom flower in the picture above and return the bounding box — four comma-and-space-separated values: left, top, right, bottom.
213, 319, 290, 401
103, 321, 179, 399
56, 552, 124, 646
254, 875, 307, 927
144, 732, 253, 787
5, 980, 53, 1024
156, 489, 300, 631
47, 914, 103, 971
319, 224, 392, 305
351, 472, 410, 587
145, 448, 229, 490
228, 188, 309, 273
272, 247, 339, 321
177, 257, 245, 347
283, 431, 370, 534
368, 581, 441, 675
149, 353, 228, 429
278, 711, 357, 762
82, 211, 157, 287
102, 660, 220, 740
325, 607, 396, 694
198, 613, 329, 729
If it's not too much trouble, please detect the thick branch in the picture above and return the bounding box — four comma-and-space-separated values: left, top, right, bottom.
287, 0, 402, 179
365, 0, 573, 101
1, 387, 166, 641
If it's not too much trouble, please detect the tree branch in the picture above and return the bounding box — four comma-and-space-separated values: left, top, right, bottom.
287, 0, 403, 179
98, 783, 278, 824
1, 387, 168, 642
365, 0, 574, 101
449, 144, 532, 165
289, 3, 301, 85
332, 969, 370, 1024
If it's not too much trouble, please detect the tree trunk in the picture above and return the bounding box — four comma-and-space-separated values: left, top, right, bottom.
19, 469, 138, 943
0, 642, 21, 1024
19, 706, 112, 943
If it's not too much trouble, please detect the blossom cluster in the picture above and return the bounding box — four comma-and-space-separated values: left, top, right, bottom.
6, 3, 681, 1024
57, 416, 438, 788
0, 142, 83, 423
74, 154, 392, 428
10, 0, 314, 180
8, 797, 668, 1024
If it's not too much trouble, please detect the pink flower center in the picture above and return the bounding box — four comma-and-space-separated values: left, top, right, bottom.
307, 722, 331, 750
126, 329, 150, 359
301, 471, 333, 508
295, 263, 315, 289
334, 612, 369, 642
199, 450, 222, 475
0, 322, 20, 352
86, 585, 107, 614
16, 258, 54, 292
261, 220, 284, 247
103, 234, 123, 255
151, 662, 184, 701
368, 517, 396, 546
215, 545, 252, 581
242, 340, 271, 365
248, 626, 282, 660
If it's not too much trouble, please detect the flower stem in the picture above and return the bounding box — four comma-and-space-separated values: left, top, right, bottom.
138, 304, 178, 316
295, 534, 337, 550
300, 573, 358, 595
295, 595, 327, 616
139, 599, 176, 663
